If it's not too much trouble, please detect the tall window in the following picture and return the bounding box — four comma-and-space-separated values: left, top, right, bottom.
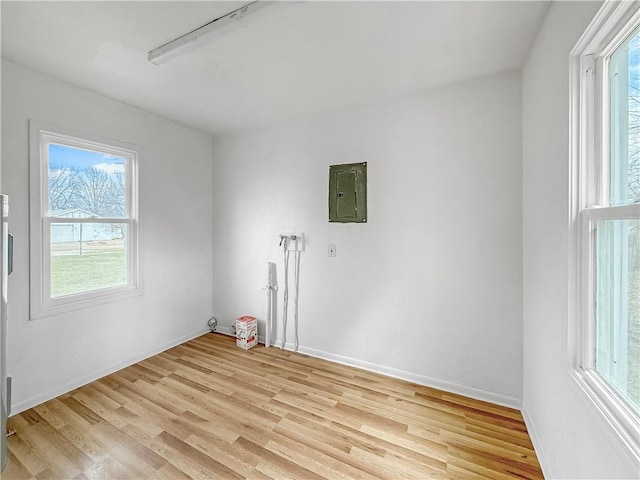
571, 2, 639, 458
30, 122, 140, 318
597, 24, 639, 411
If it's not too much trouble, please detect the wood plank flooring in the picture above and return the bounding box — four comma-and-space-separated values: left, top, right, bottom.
3, 334, 544, 479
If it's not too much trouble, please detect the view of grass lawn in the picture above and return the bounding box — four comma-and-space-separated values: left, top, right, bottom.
51, 243, 126, 298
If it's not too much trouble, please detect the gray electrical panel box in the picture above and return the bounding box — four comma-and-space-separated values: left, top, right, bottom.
329, 162, 367, 223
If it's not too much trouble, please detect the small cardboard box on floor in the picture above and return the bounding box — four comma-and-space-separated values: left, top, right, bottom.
236, 315, 258, 350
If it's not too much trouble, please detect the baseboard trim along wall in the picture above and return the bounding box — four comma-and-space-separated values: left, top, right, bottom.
10, 327, 209, 415
16, 325, 520, 417
215, 325, 521, 408
521, 404, 551, 479
290, 342, 522, 410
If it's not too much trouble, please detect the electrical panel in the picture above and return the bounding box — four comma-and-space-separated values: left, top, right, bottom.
329, 162, 367, 223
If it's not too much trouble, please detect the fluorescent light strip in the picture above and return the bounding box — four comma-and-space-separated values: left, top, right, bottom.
148, 0, 267, 65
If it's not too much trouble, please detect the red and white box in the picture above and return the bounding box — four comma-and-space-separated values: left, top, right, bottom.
236, 315, 258, 350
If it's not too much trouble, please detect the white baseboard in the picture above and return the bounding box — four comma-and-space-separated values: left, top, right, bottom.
521, 403, 551, 479
213, 325, 235, 337
219, 328, 520, 408
19, 324, 521, 416
279, 341, 522, 409
10, 327, 209, 415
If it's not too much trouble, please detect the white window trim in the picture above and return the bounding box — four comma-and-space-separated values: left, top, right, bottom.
569, 1, 640, 464
29, 120, 143, 319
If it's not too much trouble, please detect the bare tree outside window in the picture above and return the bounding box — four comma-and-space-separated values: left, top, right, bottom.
48, 167, 78, 211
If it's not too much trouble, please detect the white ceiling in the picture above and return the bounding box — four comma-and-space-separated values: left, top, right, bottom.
1, 1, 550, 135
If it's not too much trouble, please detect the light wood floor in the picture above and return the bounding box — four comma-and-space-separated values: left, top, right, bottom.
4, 334, 543, 479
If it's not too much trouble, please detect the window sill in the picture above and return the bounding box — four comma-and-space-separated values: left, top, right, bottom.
570, 367, 640, 465
30, 285, 143, 320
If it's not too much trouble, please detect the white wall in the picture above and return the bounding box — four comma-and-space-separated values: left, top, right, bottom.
211, 70, 523, 406
1, 60, 214, 413
522, 2, 638, 478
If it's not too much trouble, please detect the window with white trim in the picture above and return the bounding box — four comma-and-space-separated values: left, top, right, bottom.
29, 122, 140, 319
571, 2, 640, 458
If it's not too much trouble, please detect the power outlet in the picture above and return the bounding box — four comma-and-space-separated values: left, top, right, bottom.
328, 244, 336, 257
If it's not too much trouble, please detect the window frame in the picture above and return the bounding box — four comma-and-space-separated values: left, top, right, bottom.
29, 120, 142, 319
569, 1, 640, 461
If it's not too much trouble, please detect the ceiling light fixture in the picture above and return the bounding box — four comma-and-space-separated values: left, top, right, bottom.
148, 0, 267, 65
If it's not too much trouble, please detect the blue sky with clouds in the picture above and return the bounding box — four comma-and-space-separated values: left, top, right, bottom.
631, 31, 639, 90
48, 143, 125, 172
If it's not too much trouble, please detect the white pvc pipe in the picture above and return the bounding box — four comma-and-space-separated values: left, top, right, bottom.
264, 262, 275, 348
281, 242, 290, 349
293, 250, 301, 352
